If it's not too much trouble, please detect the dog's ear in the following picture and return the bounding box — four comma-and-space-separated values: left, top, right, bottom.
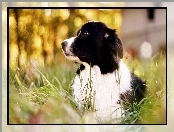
105, 28, 123, 59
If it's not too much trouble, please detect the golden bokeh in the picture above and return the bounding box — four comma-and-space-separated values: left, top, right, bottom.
9, 8, 122, 69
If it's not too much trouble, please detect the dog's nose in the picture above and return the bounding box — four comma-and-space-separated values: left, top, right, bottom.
61, 41, 68, 50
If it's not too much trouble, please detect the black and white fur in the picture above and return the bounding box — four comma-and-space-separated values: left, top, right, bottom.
61, 21, 146, 123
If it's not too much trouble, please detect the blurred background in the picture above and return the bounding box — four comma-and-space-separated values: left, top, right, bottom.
7, 2, 167, 69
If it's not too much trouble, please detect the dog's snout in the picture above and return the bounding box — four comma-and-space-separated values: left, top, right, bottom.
61, 41, 68, 49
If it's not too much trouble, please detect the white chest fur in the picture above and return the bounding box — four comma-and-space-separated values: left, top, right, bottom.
72, 60, 132, 122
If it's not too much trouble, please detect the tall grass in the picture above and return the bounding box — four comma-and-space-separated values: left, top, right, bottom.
9, 52, 166, 124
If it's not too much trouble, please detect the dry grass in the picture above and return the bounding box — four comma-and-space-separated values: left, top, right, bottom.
9, 51, 166, 124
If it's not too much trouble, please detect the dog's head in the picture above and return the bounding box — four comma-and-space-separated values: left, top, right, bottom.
62, 21, 123, 74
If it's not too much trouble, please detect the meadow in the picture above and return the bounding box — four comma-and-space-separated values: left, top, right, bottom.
8, 50, 166, 125
8, 8, 166, 124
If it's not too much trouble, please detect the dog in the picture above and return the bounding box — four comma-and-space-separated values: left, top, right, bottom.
61, 21, 146, 123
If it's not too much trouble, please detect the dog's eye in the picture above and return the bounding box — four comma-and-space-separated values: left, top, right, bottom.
81, 31, 89, 37
83, 31, 89, 35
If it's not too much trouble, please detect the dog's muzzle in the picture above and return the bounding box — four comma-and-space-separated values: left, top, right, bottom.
61, 40, 68, 52
61, 37, 76, 56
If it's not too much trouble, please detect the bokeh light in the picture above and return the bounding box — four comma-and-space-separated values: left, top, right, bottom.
9, 8, 122, 69
140, 41, 153, 59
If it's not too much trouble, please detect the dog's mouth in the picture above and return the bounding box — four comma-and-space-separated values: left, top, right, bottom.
62, 46, 75, 57
63, 51, 81, 63
64, 52, 75, 57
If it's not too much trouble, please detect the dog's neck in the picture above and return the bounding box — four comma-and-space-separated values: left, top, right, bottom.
75, 58, 120, 76
98, 57, 120, 74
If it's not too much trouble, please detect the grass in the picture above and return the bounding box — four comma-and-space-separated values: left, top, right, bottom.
9, 51, 166, 124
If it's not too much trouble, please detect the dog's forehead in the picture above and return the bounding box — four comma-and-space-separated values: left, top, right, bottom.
82, 21, 107, 30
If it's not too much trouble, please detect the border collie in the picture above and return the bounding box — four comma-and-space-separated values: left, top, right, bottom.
61, 21, 146, 123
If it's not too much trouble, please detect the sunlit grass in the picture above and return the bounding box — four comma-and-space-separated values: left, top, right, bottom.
123, 51, 166, 124
9, 51, 166, 124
